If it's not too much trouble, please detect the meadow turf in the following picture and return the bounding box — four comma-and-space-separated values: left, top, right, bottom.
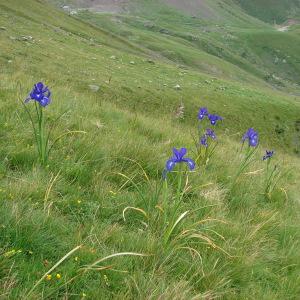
0, 0, 300, 299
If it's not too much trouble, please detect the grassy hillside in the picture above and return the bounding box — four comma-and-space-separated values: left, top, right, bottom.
236, 0, 300, 23
0, 0, 300, 299
67, 0, 300, 93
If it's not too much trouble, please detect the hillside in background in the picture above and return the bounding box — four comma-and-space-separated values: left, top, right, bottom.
236, 0, 300, 23
1, 0, 300, 299
51, 0, 300, 23
57, 0, 300, 94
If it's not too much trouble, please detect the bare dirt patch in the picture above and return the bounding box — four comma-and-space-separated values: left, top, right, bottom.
75, 0, 130, 13
275, 19, 299, 32
162, 0, 217, 19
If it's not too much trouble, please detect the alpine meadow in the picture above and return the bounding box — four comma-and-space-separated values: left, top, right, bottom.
0, 0, 300, 299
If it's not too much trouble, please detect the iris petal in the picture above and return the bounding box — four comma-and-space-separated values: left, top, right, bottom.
36, 82, 44, 91
166, 159, 176, 171
40, 97, 50, 107
178, 147, 187, 158
249, 136, 258, 147
183, 158, 196, 170
173, 148, 180, 159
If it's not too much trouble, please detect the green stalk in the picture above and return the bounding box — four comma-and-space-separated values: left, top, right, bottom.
164, 168, 184, 245
38, 105, 46, 165
176, 168, 183, 204
231, 146, 257, 188
203, 144, 209, 166
20, 99, 40, 157
35, 102, 42, 163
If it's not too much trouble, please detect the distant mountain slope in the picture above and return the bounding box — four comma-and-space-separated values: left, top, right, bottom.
161, 0, 257, 24
49, 0, 300, 24
235, 0, 300, 23
47, 0, 130, 12
62, 0, 300, 93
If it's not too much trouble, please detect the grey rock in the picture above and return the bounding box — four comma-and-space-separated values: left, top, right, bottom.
159, 28, 169, 34
88, 84, 100, 92
144, 21, 155, 29
18, 35, 33, 41
146, 59, 155, 64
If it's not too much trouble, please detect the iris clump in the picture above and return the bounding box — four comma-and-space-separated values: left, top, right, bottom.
230, 128, 260, 189
23, 82, 52, 165
195, 106, 221, 166
22, 82, 84, 166
263, 150, 281, 198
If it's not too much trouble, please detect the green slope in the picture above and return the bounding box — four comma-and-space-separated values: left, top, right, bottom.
71, 1, 300, 93
236, 0, 300, 23
0, 0, 300, 299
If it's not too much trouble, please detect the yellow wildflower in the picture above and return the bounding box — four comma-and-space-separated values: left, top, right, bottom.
46, 274, 52, 281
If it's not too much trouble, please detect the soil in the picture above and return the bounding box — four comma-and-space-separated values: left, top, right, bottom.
275, 18, 299, 32
75, 0, 130, 13
162, 0, 216, 19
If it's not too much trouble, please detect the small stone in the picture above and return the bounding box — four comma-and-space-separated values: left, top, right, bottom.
146, 59, 155, 64
129, 61, 135, 65
88, 84, 100, 92
144, 21, 155, 28
18, 35, 33, 41
159, 28, 169, 34
7, 60, 12, 63
174, 84, 181, 90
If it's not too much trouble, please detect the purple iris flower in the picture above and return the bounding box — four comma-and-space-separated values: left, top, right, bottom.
25, 82, 51, 107
263, 150, 274, 161
242, 128, 259, 147
165, 148, 195, 172
200, 129, 216, 147
206, 128, 216, 139
200, 135, 208, 147
208, 114, 223, 125
198, 107, 208, 120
